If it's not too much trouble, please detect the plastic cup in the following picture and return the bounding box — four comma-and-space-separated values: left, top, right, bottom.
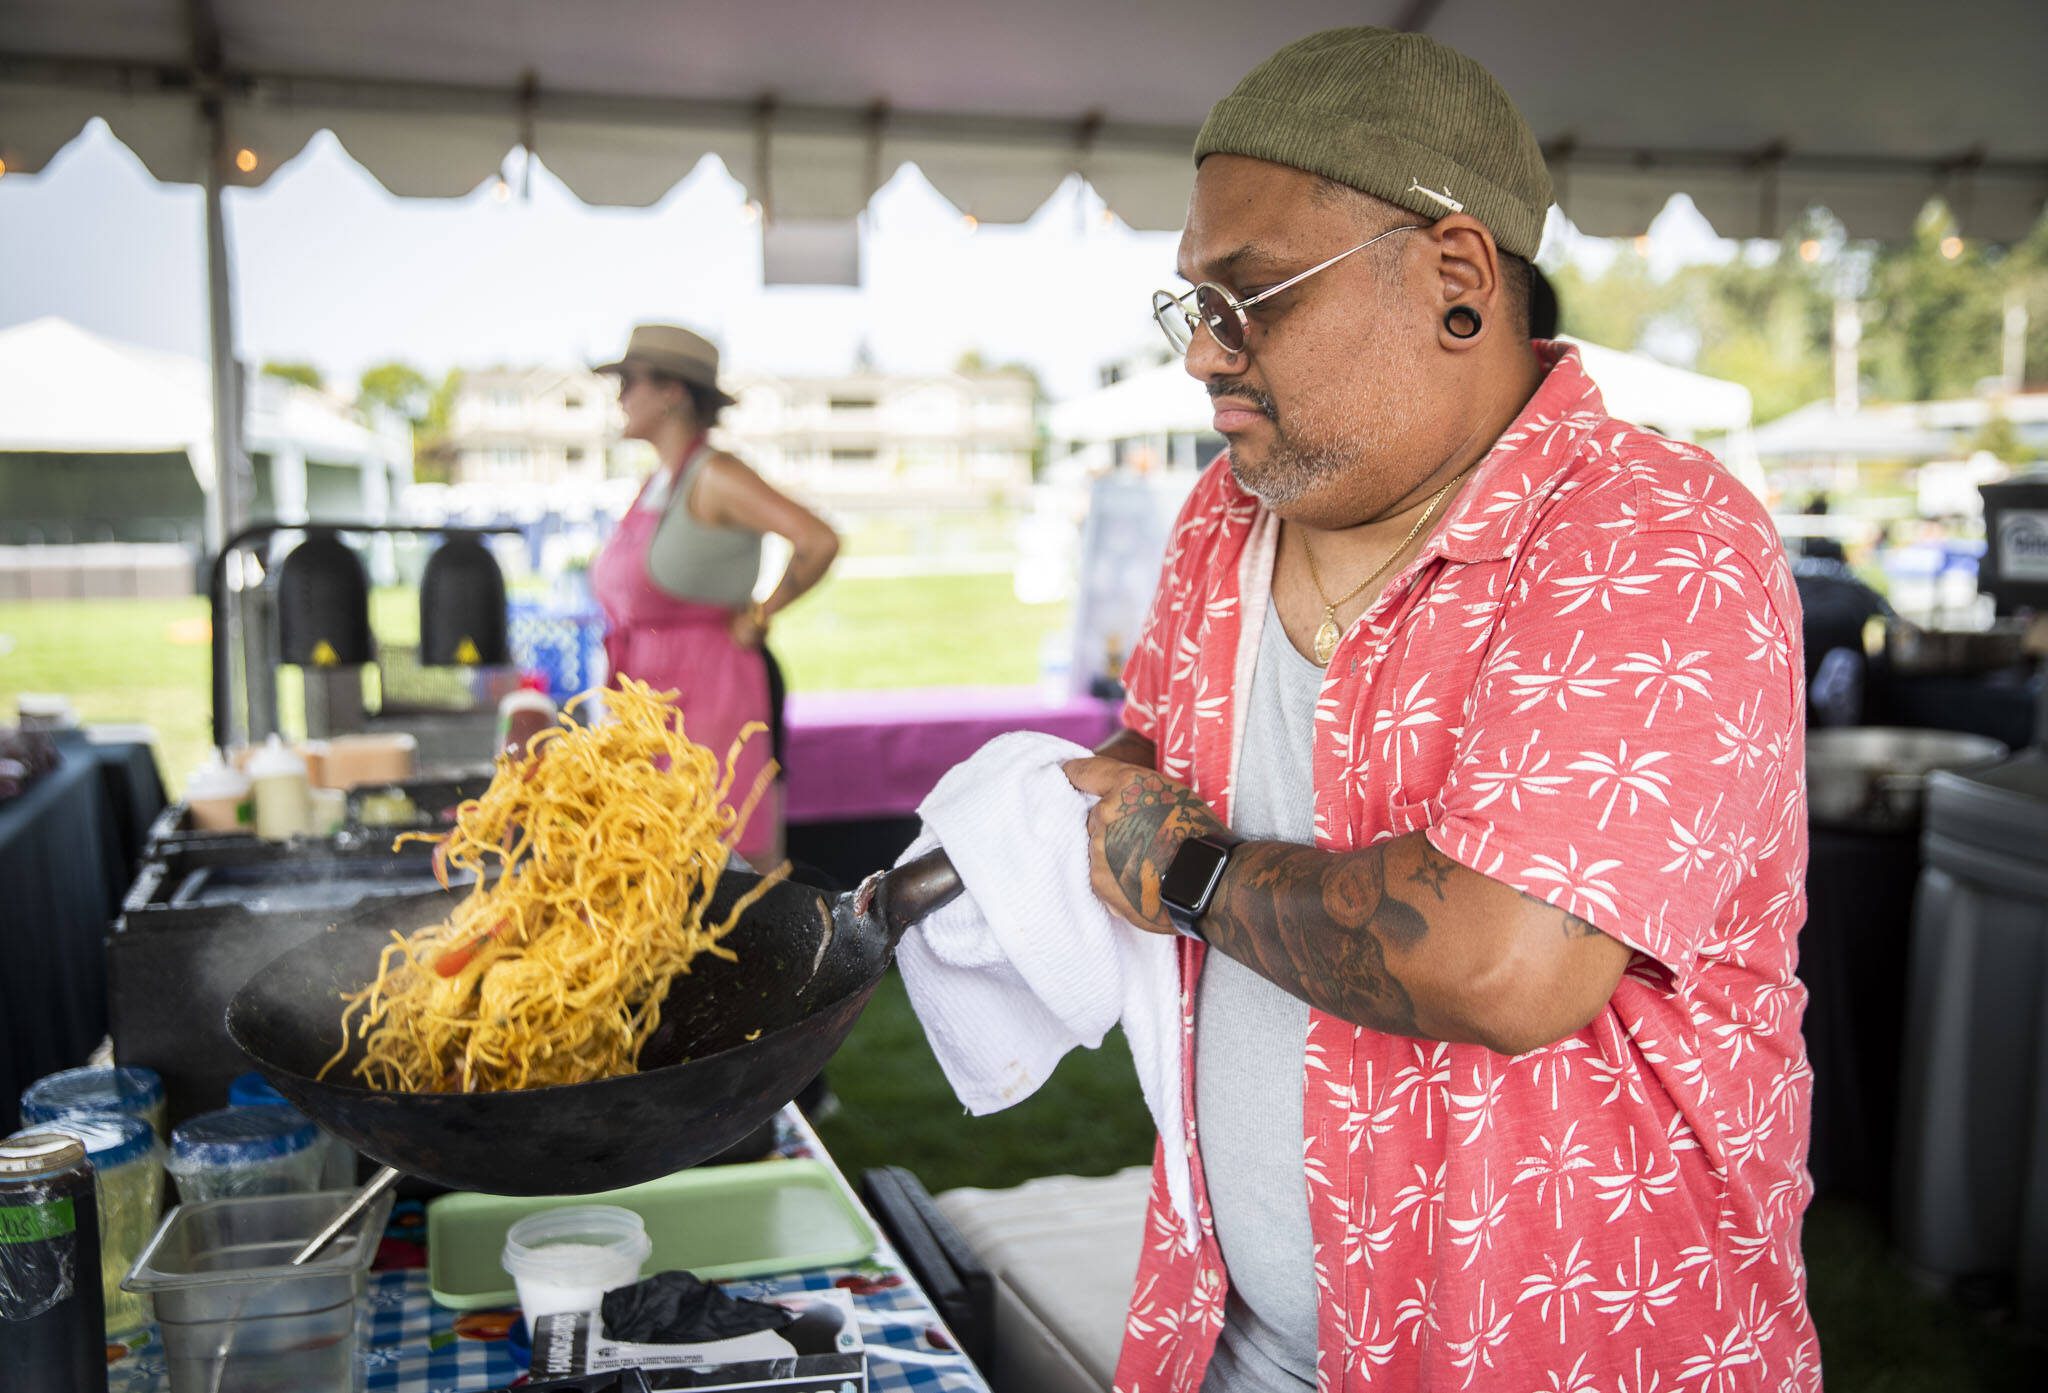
20, 1064, 167, 1142
165, 1105, 323, 1205
499, 1204, 651, 1319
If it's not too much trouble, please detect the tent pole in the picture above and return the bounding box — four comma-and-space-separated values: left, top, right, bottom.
201, 92, 273, 743
201, 99, 245, 550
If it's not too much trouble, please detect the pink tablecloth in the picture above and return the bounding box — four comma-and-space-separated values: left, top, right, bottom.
783, 685, 1123, 823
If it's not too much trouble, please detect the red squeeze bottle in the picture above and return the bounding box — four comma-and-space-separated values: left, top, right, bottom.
497, 673, 559, 759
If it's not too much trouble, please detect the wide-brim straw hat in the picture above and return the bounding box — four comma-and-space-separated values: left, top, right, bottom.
593, 323, 738, 408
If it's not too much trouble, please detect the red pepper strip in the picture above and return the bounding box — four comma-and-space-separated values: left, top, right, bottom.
434, 917, 508, 977
430, 839, 450, 890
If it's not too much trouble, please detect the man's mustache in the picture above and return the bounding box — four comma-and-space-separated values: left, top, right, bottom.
1207, 383, 1277, 417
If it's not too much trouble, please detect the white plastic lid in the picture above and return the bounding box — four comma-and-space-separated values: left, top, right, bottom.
185, 756, 252, 799
244, 734, 307, 779
501, 1204, 651, 1281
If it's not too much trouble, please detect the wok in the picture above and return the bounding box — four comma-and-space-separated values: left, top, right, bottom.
225, 851, 962, 1195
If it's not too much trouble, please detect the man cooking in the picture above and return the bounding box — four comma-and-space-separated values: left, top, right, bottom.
1063, 26, 1816, 1392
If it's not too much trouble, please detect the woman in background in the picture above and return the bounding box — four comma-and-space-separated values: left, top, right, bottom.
591, 324, 838, 863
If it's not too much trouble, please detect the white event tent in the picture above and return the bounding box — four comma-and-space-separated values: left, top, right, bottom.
0, 316, 410, 542
4, 0, 2043, 542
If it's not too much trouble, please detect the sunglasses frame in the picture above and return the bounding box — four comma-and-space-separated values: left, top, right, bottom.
1153, 223, 1424, 356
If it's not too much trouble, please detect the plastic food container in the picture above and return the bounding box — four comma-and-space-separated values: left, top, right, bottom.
123, 1188, 395, 1393
166, 1106, 323, 1204
323, 732, 419, 789
9, 1111, 164, 1338
499, 1205, 652, 1319
229, 1072, 356, 1190
20, 1063, 167, 1141
307, 786, 348, 836
184, 757, 254, 833
247, 735, 311, 839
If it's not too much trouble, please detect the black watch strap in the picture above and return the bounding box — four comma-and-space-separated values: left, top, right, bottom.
1161, 834, 1238, 939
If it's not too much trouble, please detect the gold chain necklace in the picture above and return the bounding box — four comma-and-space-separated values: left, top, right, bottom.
1299, 466, 1474, 666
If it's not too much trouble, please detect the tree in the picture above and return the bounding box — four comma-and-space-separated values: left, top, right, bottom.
1667, 224, 1834, 424
1860, 203, 2009, 401
404, 368, 467, 484
261, 360, 324, 391
357, 361, 433, 425
1545, 253, 1668, 352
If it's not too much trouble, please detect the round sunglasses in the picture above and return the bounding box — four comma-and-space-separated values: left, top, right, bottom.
1152, 224, 1422, 356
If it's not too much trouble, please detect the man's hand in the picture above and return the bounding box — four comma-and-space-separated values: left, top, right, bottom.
1062, 757, 1229, 934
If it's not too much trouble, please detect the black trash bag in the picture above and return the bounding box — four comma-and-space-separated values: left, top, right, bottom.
600, 1271, 796, 1344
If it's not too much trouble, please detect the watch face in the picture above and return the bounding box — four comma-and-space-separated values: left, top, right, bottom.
1161, 837, 1229, 913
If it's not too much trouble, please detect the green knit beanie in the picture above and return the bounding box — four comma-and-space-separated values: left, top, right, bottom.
1195, 26, 1552, 260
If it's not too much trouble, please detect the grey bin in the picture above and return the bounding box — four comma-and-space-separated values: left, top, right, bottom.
1895, 751, 2048, 1324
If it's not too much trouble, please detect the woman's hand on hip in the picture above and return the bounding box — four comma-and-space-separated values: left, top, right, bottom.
729, 603, 768, 649
1062, 757, 1228, 934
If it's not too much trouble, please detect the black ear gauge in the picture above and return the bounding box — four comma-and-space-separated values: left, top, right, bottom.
1445, 305, 1483, 340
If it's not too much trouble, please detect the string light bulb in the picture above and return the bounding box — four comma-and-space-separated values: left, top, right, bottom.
739, 200, 761, 224
1798, 239, 1822, 263
961, 213, 980, 232
0, 156, 9, 179
1632, 234, 1651, 255
1939, 234, 1963, 260
234, 147, 258, 174
491, 176, 511, 203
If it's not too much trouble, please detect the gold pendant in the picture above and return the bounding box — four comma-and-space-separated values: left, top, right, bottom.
1313, 610, 1341, 666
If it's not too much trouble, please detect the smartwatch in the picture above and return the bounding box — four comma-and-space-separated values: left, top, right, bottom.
1160, 834, 1239, 939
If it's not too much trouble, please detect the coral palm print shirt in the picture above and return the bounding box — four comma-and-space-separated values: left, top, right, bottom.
1114, 345, 1817, 1392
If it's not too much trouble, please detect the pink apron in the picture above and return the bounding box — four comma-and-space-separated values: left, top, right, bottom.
590, 446, 775, 862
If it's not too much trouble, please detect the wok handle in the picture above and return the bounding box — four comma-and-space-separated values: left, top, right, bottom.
290, 1165, 401, 1266
866, 847, 965, 946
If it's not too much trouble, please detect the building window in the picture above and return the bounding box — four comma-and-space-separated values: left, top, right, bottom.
830, 448, 878, 465
567, 447, 586, 464
828, 396, 877, 413
563, 393, 583, 411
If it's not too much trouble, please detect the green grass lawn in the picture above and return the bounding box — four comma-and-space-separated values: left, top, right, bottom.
0, 571, 1067, 796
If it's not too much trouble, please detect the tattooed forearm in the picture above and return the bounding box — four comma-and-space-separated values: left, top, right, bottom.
1201, 838, 1433, 1038
1099, 771, 1230, 922
1408, 842, 1456, 902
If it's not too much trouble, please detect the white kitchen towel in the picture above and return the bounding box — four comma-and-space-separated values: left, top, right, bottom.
894, 730, 1196, 1249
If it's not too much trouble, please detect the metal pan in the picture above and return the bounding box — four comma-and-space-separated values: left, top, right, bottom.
225, 851, 961, 1195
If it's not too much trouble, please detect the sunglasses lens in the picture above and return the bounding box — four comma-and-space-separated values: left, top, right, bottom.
1194, 286, 1245, 354
1152, 291, 1193, 353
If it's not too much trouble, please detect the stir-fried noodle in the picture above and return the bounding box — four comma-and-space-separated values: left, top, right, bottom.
322, 676, 778, 1092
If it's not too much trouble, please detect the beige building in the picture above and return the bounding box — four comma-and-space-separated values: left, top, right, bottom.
437, 366, 624, 487
717, 369, 1039, 507
433, 364, 1039, 507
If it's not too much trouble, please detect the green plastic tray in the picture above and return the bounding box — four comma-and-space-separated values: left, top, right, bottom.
425, 1158, 877, 1310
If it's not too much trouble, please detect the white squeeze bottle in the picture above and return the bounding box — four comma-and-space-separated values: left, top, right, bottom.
248, 735, 311, 839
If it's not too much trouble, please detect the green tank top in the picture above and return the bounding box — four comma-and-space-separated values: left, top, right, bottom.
640, 446, 763, 608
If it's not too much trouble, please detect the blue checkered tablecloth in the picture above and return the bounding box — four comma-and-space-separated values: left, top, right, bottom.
109, 1109, 990, 1392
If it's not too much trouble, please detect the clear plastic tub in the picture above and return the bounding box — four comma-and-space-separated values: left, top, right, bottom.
166, 1105, 323, 1204
19, 1064, 167, 1141
8, 1111, 164, 1338
499, 1204, 651, 1319
123, 1188, 395, 1393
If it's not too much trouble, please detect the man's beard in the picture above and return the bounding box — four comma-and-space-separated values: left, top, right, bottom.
1217, 383, 1360, 509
